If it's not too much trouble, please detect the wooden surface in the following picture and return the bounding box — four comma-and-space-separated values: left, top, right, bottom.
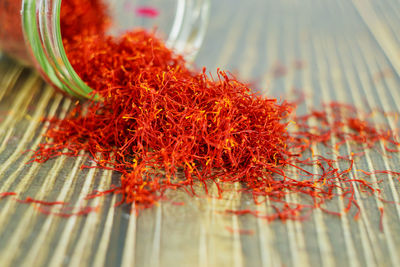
1, 0, 400, 266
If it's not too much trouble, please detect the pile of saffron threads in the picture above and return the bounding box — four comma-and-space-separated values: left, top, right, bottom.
26, 0, 400, 220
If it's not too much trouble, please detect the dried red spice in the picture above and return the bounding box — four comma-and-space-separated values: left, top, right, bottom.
60, 0, 110, 45
271, 61, 288, 78
0, 192, 17, 199
135, 6, 160, 18
225, 226, 255, 236
2, 0, 400, 223
16, 197, 67, 206
0, 0, 31, 62
29, 0, 400, 222
35, 27, 294, 209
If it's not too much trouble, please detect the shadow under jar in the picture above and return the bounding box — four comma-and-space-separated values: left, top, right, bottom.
0, 0, 209, 98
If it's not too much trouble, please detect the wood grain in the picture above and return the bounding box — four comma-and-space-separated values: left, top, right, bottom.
0, 0, 400, 266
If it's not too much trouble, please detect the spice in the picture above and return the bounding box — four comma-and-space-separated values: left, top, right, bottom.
225, 226, 255, 236
0, 0, 31, 62
60, 0, 110, 47
0, 192, 17, 199
30, 0, 400, 221
16, 197, 67, 206
3, 0, 400, 223
35, 28, 294, 209
271, 61, 288, 78
135, 6, 160, 18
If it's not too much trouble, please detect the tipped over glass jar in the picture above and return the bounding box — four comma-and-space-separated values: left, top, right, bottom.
0, 0, 209, 98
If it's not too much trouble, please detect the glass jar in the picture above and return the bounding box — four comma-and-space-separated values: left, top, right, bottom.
0, 0, 210, 98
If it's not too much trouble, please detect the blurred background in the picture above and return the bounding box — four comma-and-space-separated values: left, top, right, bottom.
0, 0, 400, 266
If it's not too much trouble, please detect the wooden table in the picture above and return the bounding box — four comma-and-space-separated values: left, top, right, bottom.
1, 0, 400, 266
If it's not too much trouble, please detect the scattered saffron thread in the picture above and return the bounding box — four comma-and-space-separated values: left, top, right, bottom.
379, 207, 384, 232
225, 226, 255, 236
0, 191, 95, 217
135, 6, 160, 18
0, 192, 17, 198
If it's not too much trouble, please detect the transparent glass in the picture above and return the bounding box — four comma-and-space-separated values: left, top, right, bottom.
0, 0, 210, 98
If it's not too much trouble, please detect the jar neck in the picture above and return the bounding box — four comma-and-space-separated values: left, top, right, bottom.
22, 0, 210, 99
23, 0, 90, 97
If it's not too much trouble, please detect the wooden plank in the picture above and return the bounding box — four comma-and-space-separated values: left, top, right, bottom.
0, 0, 399, 266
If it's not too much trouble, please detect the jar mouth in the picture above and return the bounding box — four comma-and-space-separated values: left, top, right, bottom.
22, 0, 210, 99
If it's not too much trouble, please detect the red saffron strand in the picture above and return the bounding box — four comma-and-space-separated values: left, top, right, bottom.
16, 197, 68, 206
0, 192, 17, 198
379, 207, 384, 232
135, 6, 160, 18
225, 226, 255, 236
